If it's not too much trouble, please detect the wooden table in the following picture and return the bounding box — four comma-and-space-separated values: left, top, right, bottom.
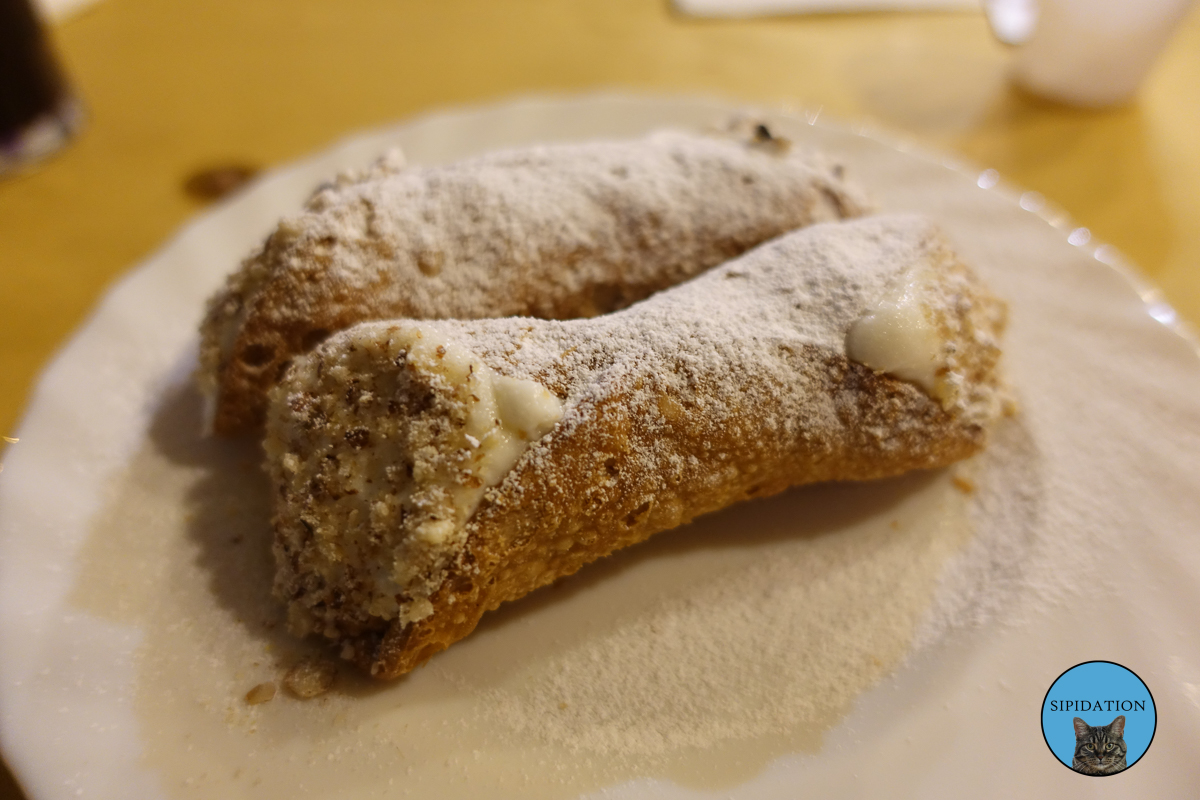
2, 1, 1199, 796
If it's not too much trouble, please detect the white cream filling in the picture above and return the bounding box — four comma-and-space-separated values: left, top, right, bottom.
402, 329, 564, 541
845, 266, 945, 397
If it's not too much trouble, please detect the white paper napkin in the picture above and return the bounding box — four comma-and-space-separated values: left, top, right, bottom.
676, 0, 979, 15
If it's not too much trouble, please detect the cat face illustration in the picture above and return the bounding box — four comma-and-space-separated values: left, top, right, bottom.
1071, 715, 1128, 776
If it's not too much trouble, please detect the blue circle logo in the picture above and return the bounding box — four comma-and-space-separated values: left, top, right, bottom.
1041, 661, 1156, 776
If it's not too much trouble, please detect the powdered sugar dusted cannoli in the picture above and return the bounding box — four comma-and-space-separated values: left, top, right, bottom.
265, 215, 1007, 678
200, 128, 870, 434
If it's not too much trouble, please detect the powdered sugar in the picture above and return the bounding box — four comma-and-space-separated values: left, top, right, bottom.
465, 422, 1041, 760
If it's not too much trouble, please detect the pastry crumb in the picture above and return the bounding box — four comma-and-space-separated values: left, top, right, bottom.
284, 659, 338, 699
244, 682, 276, 705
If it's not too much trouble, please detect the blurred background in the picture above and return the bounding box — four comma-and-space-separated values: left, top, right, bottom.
1, 1, 1198, 796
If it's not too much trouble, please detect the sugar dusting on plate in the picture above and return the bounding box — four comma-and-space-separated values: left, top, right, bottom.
457, 419, 1041, 764
66, 378, 1041, 796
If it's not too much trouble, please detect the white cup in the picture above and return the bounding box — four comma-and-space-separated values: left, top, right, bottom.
985, 0, 1195, 107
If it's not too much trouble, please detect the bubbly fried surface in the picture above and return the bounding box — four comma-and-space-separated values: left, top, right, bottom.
200, 130, 870, 434
265, 215, 1007, 678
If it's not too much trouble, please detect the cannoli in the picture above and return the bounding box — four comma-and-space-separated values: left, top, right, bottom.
265, 214, 1007, 678
200, 129, 870, 434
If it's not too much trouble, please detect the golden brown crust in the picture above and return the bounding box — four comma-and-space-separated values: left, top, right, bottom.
356, 359, 983, 677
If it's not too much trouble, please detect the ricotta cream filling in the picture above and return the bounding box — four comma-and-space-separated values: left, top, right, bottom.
403, 331, 563, 510
845, 265, 946, 399
392, 329, 563, 618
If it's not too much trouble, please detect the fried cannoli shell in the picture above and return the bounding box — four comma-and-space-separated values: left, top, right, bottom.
266, 215, 1007, 678
201, 129, 870, 434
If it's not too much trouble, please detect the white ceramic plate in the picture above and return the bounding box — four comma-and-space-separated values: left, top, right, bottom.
3, 95, 1200, 799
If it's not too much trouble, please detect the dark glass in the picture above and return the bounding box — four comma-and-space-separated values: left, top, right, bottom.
0, 0, 83, 174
